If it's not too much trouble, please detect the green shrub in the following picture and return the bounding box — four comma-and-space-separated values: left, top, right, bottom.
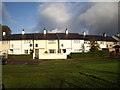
69, 51, 109, 59
8, 54, 33, 59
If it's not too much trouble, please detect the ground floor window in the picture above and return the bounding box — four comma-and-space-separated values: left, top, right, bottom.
63, 49, 66, 53
30, 49, 33, 54
24, 50, 28, 54
49, 49, 56, 53
2, 50, 8, 54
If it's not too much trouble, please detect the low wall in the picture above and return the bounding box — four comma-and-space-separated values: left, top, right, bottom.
33, 53, 67, 59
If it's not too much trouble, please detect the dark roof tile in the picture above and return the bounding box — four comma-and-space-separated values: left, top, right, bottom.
2, 33, 118, 42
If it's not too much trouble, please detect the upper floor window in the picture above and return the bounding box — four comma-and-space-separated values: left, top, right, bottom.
100, 41, 104, 44
61, 44, 64, 47
35, 44, 38, 47
24, 40, 31, 44
30, 44, 32, 47
48, 40, 56, 44
114, 42, 117, 44
11, 44, 14, 48
84, 41, 89, 44
2, 41, 8, 44
74, 40, 80, 43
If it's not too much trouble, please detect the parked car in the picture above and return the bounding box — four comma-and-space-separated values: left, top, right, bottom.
0, 55, 7, 65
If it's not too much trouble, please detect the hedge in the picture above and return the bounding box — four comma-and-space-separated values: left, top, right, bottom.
68, 51, 109, 59
8, 54, 33, 59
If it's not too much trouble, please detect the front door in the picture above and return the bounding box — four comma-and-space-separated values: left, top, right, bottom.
35, 49, 39, 59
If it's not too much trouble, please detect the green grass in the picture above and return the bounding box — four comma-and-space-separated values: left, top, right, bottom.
2, 57, 120, 88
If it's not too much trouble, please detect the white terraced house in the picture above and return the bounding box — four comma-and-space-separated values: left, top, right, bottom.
2, 28, 119, 59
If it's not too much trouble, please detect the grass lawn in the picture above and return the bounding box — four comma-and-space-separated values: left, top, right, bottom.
2, 57, 120, 88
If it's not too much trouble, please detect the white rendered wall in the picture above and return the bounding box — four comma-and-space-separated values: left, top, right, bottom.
33, 53, 67, 59
9, 40, 22, 54
59, 40, 85, 54
9, 40, 33, 54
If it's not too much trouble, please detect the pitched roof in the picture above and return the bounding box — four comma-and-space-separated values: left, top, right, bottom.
2, 34, 34, 40
2, 33, 118, 42
34, 33, 58, 40
56, 33, 83, 40
79, 35, 117, 42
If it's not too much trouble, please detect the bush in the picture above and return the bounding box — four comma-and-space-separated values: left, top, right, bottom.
69, 51, 109, 59
8, 54, 33, 59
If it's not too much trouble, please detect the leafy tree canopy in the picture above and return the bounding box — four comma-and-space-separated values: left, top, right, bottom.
89, 38, 100, 52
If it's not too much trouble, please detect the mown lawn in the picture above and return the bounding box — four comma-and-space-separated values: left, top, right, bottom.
2, 57, 120, 88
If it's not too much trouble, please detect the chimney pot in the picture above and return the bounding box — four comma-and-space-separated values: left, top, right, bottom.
3, 32, 6, 36
65, 28, 68, 34
83, 31, 86, 37
117, 33, 120, 37
22, 29, 25, 35
103, 32, 106, 37
44, 28, 47, 34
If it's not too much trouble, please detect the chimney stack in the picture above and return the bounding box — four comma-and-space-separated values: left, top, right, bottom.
117, 33, 120, 37
65, 28, 68, 34
83, 31, 86, 37
3, 32, 6, 36
22, 29, 25, 35
44, 28, 46, 34
103, 32, 106, 37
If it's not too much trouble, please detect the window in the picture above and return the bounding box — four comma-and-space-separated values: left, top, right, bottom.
74, 40, 80, 43
30, 44, 32, 47
110, 45, 112, 47
10, 49, 13, 51
2, 41, 8, 44
74, 49, 81, 52
24, 40, 31, 44
35, 44, 38, 47
24, 50, 28, 54
48, 40, 56, 44
100, 41, 104, 44
61, 44, 64, 47
30, 49, 33, 54
84, 41, 88, 44
106, 45, 108, 48
11, 44, 14, 48
63, 49, 66, 53
114, 42, 117, 44
49, 49, 56, 53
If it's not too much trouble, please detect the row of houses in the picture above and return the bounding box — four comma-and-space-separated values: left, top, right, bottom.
1, 28, 120, 59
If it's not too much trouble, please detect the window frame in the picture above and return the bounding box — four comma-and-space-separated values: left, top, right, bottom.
49, 49, 56, 53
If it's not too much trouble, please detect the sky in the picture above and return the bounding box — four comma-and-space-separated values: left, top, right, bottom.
1, 1, 119, 36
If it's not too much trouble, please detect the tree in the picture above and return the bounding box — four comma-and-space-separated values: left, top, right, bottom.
89, 38, 100, 52
2, 25, 11, 36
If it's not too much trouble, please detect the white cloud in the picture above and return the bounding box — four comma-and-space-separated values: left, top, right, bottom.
28, 2, 118, 35
48, 28, 63, 33
35, 3, 72, 33
79, 2, 118, 35
39, 3, 70, 24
